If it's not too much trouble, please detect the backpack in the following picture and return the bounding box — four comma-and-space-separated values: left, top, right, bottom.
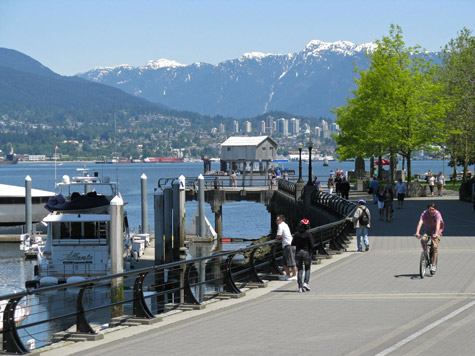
359, 207, 369, 226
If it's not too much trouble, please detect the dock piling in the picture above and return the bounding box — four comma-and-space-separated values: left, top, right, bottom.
25, 176, 32, 236
141, 173, 148, 234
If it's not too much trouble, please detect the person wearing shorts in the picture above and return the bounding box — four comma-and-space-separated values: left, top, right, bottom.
276, 215, 296, 281
415, 202, 444, 273
395, 178, 407, 209
376, 186, 385, 220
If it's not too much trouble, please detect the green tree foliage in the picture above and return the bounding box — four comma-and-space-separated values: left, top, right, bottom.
333, 25, 448, 181
440, 28, 475, 182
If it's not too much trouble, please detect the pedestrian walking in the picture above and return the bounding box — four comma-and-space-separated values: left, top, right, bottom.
347, 198, 371, 252
313, 176, 321, 192
327, 177, 334, 194
335, 173, 342, 197
292, 219, 314, 293
436, 172, 445, 197
395, 178, 407, 209
376, 186, 385, 220
383, 181, 394, 222
340, 177, 350, 199
369, 176, 380, 204
276, 215, 297, 281
428, 172, 436, 197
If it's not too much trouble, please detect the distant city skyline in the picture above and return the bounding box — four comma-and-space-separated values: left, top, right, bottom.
1, 0, 474, 76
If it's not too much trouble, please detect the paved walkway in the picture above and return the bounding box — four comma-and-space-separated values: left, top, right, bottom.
41, 191, 475, 356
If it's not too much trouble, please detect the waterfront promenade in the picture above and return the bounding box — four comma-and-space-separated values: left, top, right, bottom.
41, 190, 475, 356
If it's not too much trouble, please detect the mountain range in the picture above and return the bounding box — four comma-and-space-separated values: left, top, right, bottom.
0, 48, 159, 113
78, 41, 379, 118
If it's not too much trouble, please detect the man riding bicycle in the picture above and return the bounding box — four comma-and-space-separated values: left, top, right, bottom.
415, 202, 444, 273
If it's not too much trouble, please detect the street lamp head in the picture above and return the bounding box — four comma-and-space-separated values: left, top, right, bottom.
298, 142, 303, 150
307, 140, 313, 150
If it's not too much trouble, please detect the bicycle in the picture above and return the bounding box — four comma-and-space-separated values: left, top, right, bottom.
417, 234, 437, 279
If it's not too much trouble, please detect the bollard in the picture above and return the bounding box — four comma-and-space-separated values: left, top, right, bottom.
198, 174, 205, 238
25, 176, 32, 236
164, 183, 173, 263
110, 195, 124, 318
172, 179, 181, 262
154, 189, 164, 265
141, 174, 148, 234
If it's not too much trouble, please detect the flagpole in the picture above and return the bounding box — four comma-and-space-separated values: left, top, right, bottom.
54, 145, 57, 192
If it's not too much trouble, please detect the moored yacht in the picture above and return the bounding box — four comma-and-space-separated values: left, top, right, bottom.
0, 184, 55, 226
26, 169, 135, 288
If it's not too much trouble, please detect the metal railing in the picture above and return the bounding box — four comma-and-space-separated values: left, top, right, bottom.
1, 211, 354, 354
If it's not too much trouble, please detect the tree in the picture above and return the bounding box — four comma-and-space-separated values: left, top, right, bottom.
334, 25, 448, 181
440, 28, 475, 182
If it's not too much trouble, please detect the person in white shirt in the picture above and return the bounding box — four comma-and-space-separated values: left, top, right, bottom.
436, 172, 445, 197
428, 172, 436, 197
395, 178, 407, 209
276, 215, 297, 281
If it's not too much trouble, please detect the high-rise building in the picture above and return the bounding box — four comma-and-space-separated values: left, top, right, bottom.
290, 118, 300, 135
266, 116, 274, 134
331, 122, 340, 131
314, 126, 321, 137
218, 123, 225, 134
260, 120, 266, 134
232, 120, 239, 133
278, 118, 288, 136
244, 121, 252, 133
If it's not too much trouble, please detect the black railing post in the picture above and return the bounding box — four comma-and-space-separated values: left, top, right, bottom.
133, 273, 154, 319
76, 283, 96, 334
2, 297, 27, 354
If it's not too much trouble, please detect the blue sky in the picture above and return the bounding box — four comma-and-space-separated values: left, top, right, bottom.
1, 0, 474, 76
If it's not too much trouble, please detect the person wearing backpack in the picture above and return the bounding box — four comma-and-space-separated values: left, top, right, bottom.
347, 198, 371, 252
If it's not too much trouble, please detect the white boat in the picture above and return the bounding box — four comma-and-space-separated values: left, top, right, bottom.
19, 233, 46, 259
0, 184, 54, 226
26, 169, 137, 288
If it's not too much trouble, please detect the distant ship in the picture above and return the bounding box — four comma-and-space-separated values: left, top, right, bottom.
0, 147, 19, 165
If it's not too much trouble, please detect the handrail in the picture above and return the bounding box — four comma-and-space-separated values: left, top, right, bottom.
1, 215, 351, 353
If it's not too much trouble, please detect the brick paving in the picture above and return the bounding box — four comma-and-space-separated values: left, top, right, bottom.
41, 192, 475, 356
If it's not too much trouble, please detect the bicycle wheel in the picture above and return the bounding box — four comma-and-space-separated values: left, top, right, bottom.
419, 251, 427, 279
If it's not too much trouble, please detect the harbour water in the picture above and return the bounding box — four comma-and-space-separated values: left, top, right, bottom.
0, 159, 460, 295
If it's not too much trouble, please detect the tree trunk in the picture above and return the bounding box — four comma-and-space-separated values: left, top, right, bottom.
407, 150, 412, 182
378, 155, 383, 180
463, 135, 469, 181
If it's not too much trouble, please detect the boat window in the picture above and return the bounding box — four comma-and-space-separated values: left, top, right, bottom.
52, 221, 108, 240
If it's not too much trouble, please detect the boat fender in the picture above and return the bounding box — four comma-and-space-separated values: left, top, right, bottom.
132, 250, 139, 262
66, 276, 87, 284
39, 277, 59, 286
25, 280, 39, 289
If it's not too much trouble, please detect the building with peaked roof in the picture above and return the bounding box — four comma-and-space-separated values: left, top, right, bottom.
219, 136, 278, 176
220, 136, 277, 162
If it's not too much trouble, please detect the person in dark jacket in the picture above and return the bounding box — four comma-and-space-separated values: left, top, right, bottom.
292, 219, 315, 293
340, 177, 351, 200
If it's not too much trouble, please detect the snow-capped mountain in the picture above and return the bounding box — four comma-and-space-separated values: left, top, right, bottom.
78, 41, 377, 118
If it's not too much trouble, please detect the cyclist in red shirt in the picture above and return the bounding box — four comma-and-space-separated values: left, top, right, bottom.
415, 203, 444, 273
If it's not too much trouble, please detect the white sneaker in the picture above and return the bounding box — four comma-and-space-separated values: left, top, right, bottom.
280, 275, 290, 281
303, 283, 311, 291
430, 264, 437, 272
298, 288, 304, 293
288, 276, 297, 281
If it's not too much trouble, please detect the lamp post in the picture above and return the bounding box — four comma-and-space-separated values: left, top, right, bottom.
297, 142, 303, 183
307, 139, 314, 185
